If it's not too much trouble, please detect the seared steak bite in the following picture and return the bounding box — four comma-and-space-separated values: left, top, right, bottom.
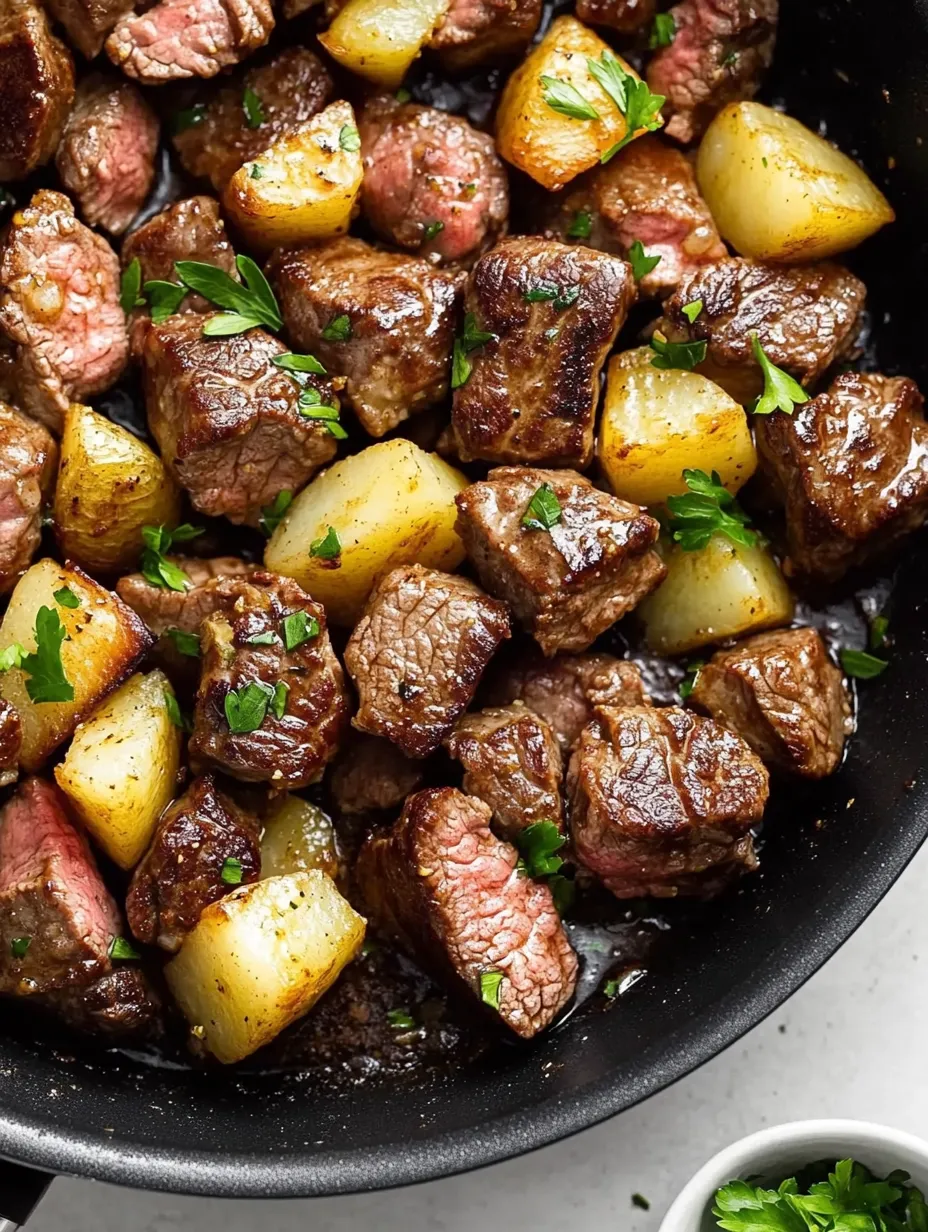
576, 0, 656, 31
755, 372, 928, 581
647, 0, 779, 144
0, 0, 74, 182
0, 779, 122, 995
46, 966, 162, 1040
0, 190, 128, 433
0, 700, 20, 788
141, 314, 337, 526
127, 775, 261, 953
567, 706, 768, 899
190, 572, 349, 789
456, 467, 665, 656
689, 627, 852, 778
267, 237, 461, 439
358, 96, 508, 266
344, 565, 511, 759
451, 238, 634, 468
429, 0, 543, 69
44, 0, 133, 58
0, 402, 57, 593
356, 787, 578, 1039
329, 732, 424, 816
116, 555, 255, 636
106, 0, 274, 83
444, 703, 564, 840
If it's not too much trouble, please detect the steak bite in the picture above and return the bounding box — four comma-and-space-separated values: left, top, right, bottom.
429, 0, 543, 69
55, 74, 159, 236
44, 0, 134, 59
267, 237, 461, 439
116, 555, 255, 635
456, 467, 665, 656
356, 787, 578, 1039
576, 0, 656, 31
444, 703, 564, 840
0, 779, 121, 995
106, 0, 274, 83
190, 572, 349, 789
0, 700, 21, 788
358, 96, 509, 266
647, 0, 779, 144
689, 627, 852, 778
141, 314, 337, 526
755, 372, 928, 582
0, 190, 129, 433
344, 565, 511, 759
127, 774, 261, 953
0, 0, 74, 182
451, 237, 634, 468
0, 402, 57, 593
46, 966, 162, 1040
329, 732, 424, 816
567, 706, 768, 899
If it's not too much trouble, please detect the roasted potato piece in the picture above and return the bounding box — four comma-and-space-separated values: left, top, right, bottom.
53, 403, 181, 574
697, 102, 895, 263
223, 101, 363, 252
0, 559, 152, 772
318, 0, 449, 89
496, 16, 649, 191
260, 796, 339, 880
166, 871, 366, 1064
265, 438, 467, 626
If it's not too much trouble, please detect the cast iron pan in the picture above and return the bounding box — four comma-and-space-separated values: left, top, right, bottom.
1, 0, 927, 1212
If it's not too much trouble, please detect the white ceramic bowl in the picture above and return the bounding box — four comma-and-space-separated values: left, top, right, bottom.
660, 1119, 928, 1232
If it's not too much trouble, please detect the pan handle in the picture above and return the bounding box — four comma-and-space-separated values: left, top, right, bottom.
0, 1159, 52, 1228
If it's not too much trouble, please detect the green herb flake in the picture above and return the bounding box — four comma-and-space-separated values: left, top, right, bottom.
246, 630, 279, 646
603, 978, 620, 999
423, 220, 444, 241
298, 392, 348, 438
271, 681, 289, 720
140, 523, 203, 592
281, 610, 320, 651
0, 643, 26, 673
310, 525, 341, 560
762, 156, 769, 168
10, 936, 30, 959
242, 85, 265, 128
338, 123, 361, 152
479, 970, 504, 1010
259, 490, 293, 537
109, 936, 140, 960
751, 333, 810, 416
221, 856, 244, 886
322, 314, 352, 342
650, 331, 707, 371
590, 51, 665, 162
144, 279, 188, 325
163, 689, 190, 731
451, 311, 496, 390
387, 1007, 416, 1029
515, 821, 567, 878
172, 103, 208, 134
224, 680, 275, 734
461, 181, 478, 199
395, 87, 412, 103
175, 255, 282, 335
250, 163, 265, 179
628, 239, 661, 282
720, 48, 738, 67
523, 281, 559, 303
840, 648, 888, 679
666, 469, 757, 552
566, 209, 593, 240
649, 12, 676, 48
120, 258, 145, 314
166, 628, 201, 657
870, 614, 889, 651
21, 606, 73, 704
548, 872, 576, 916
631, 1194, 650, 1211
682, 298, 703, 323
679, 658, 706, 701
272, 351, 326, 376
53, 585, 80, 610
540, 75, 600, 122
554, 284, 580, 310
522, 482, 562, 532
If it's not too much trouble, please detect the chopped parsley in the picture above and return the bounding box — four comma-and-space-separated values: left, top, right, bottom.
282, 610, 320, 651
679, 658, 706, 701
224, 681, 276, 734
10, 936, 30, 959
273, 351, 326, 376
271, 681, 289, 720
163, 689, 190, 731
666, 469, 757, 552
649, 12, 676, 48
338, 123, 361, 152
259, 490, 292, 537
423, 220, 444, 241
603, 978, 620, 999
522, 482, 562, 532
172, 103, 207, 133
554, 284, 580, 310
451, 312, 496, 389
649, 331, 708, 371
310, 526, 341, 560
119, 258, 145, 315
109, 936, 140, 960
567, 210, 593, 240
144, 279, 188, 325
540, 75, 600, 122
165, 628, 201, 657
870, 613, 890, 651
628, 239, 661, 282
21, 606, 73, 704
175, 255, 282, 336
515, 821, 567, 878
321, 314, 352, 342
395, 87, 412, 103
840, 648, 888, 679
242, 85, 264, 128
53, 585, 80, 609
0, 643, 25, 673
246, 631, 279, 646
479, 969, 504, 1010
682, 299, 704, 323
250, 163, 265, 179
221, 857, 244, 886
523, 281, 579, 309
631, 1194, 650, 1211
140, 523, 203, 592
751, 333, 809, 416
387, 1007, 416, 1029
587, 50, 665, 161
297, 391, 347, 438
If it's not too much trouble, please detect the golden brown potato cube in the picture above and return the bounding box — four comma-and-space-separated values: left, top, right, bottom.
318, 0, 449, 89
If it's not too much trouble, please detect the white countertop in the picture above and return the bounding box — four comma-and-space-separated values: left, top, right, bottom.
30, 837, 928, 1232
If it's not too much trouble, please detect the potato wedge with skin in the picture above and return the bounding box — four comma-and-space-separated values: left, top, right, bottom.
54, 671, 182, 870
697, 102, 895, 263
53, 403, 181, 574
638, 536, 794, 656
0, 559, 153, 772
318, 0, 449, 89
265, 438, 467, 626
261, 796, 339, 880
223, 101, 363, 253
496, 16, 648, 191
166, 871, 366, 1064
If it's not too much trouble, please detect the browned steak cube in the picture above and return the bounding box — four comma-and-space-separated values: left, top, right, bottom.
576, 0, 656, 31
429, 0, 542, 69
328, 732, 424, 816
0, 700, 20, 788
456, 467, 664, 656
116, 555, 255, 636
356, 787, 577, 1039
44, 0, 133, 58
444, 703, 564, 840
173, 48, 334, 194
141, 314, 337, 525
267, 237, 461, 439
755, 372, 928, 581
358, 96, 508, 267
0, 190, 128, 432
190, 572, 349, 789
0, 778, 122, 994
106, 0, 274, 83
0, 401, 57, 593
0, 0, 73, 182
567, 706, 768, 899
56, 74, 159, 237
127, 774, 261, 952
689, 627, 852, 778
44, 967, 162, 1040
647, 0, 779, 144
344, 565, 511, 759
451, 237, 634, 468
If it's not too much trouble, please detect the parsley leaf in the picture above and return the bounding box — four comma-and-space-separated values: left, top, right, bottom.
54, 585, 80, 609
144, 279, 188, 324
322, 314, 352, 342
310, 526, 341, 560
682, 298, 703, 323
273, 351, 326, 375
554, 284, 580, 310
548, 872, 576, 916
423, 220, 444, 241
338, 123, 361, 152
387, 1007, 416, 1029
246, 630, 278, 646
840, 648, 888, 679
282, 610, 320, 651
120, 258, 145, 314
870, 613, 889, 651
522, 483, 562, 532
395, 87, 412, 103
224, 680, 275, 734
650, 331, 707, 371
586, 49, 631, 112
10, 936, 30, 959
524, 281, 559, 303
631, 1194, 650, 1211
603, 978, 620, 998
271, 680, 289, 720
540, 75, 600, 122
172, 103, 208, 134
666, 469, 757, 551
242, 85, 264, 128
649, 12, 676, 47
109, 936, 140, 960
163, 689, 190, 731
515, 821, 567, 878
567, 210, 593, 240
479, 969, 504, 1010
21, 606, 73, 703
250, 163, 264, 179
0, 643, 26, 672
451, 311, 496, 390
140, 523, 203, 592
751, 333, 810, 416
628, 239, 661, 281
221, 856, 244, 886
166, 628, 201, 657
592, 54, 665, 161
298, 392, 347, 438
175, 255, 282, 334
679, 658, 706, 701
259, 490, 292, 537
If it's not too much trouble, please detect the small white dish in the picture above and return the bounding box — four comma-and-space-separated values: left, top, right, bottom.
659, 1119, 928, 1232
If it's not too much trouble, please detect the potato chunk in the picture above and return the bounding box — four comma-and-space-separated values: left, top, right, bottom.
223, 100, 363, 252
55, 671, 182, 870
264, 438, 467, 626
697, 102, 894, 263
260, 796, 339, 880
165, 871, 365, 1064
318, 0, 449, 88
598, 356, 757, 507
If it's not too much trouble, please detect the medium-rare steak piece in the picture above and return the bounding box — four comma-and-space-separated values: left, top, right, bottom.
576, 0, 656, 31
344, 565, 510, 759
456, 467, 664, 656
451, 237, 633, 468
689, 627, 852, 778
173, 48, 334, 194
356, 787, 577, 1039
445, 703, 564, 840
0, 0, 74, 182
429, 0, 542, 69
358, 96, 508, 266
267, 237, 461, 439
45, 967, 162, 1039
0, 778, 121, 994
106, 0, 274, 83
328, 732, 424, 816
647, 0, 779, 144
190, 572, 349, 789
55, 74, 159, 236
44, 0, 133, 58
141, 314, 337, 526
755, 372, 928, 581
116, 555, 255, 635
0, 190, 128, 433
127, 775, 260, 953
0, 401, 57, 593
568, 706, 768, 898
0, 700, 21, 788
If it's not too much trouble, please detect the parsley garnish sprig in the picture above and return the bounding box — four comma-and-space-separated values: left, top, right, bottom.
140, 523, 204, 592
540, 76, 600, 122
751, 333, 810, 416
451, 312, 496, 390
20, 606, 73, 704
588, 51, 665, 161
666, 470, 757, 552
173, 256, 282, 336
